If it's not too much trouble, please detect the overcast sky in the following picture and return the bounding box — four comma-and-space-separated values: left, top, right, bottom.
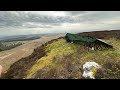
0, 11, 120, 37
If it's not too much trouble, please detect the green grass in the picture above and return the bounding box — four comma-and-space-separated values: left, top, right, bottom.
25, 38, 120, 79
26, 39, 79, 78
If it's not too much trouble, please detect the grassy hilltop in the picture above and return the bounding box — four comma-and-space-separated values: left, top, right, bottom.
2, 30, 120, 79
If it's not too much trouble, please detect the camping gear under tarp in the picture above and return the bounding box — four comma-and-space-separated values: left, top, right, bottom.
65, 33, 113, 49
65, 33, 97, 43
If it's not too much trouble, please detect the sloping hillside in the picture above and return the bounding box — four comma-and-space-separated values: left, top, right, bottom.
0, 35, 64, 72
79, 30, 120, 39
2, 30, 120, 79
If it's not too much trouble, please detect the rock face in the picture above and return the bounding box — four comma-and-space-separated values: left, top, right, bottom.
82, 62, 101, 79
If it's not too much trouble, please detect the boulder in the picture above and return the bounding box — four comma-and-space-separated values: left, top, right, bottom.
82, 62, 101, 79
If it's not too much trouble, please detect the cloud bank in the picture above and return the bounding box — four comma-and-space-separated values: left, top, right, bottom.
0, 11, 120, 36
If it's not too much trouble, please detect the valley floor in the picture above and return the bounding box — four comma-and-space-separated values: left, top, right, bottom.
0, 35, 64, 72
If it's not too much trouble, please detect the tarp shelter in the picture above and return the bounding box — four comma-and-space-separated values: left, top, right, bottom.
65, 33, 113, 49
65, 33, 97, 43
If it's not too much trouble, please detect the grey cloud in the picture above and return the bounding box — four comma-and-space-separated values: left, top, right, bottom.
0, 11, 120, 29
65, 11, 87, 16
0, 11, 75, 28
70, 11, 120, 24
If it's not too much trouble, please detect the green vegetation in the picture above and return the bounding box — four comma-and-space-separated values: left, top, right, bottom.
26, 38, 120, 79
0, 42, 22, 51
26, 39, 79, 78
3, 37, 120, 79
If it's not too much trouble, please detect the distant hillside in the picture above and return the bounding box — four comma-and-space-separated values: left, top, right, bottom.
79, 30, 120, 39
2, 30, 120, 79
0, 42, 22, 52
0, 34, 41, 42
0, 35, 63, 73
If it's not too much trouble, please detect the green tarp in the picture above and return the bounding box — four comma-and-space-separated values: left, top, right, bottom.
65, 33, 97, 43
65, 33, 113, 48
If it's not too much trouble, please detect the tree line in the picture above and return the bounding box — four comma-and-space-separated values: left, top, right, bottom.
0, 42, 22, 51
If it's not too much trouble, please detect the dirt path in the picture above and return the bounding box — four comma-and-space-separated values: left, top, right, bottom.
0, 52, 15, 60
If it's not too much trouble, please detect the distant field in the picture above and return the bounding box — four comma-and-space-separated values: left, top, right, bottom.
0, 42, 23, 52
0, 34, 41, 42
